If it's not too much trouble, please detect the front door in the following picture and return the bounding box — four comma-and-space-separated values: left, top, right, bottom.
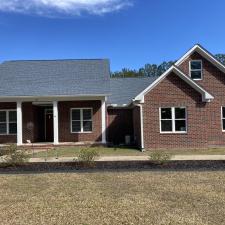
45, 109, 53, 142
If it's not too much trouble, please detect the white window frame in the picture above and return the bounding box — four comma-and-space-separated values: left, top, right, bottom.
70, 108, 93, 133
159, 107, 187, 134
189, 60, 203, 80
0, 109, 17, 135
221, 106, 225, 132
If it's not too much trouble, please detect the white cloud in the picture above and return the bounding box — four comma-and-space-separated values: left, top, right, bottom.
0, 0, 132, 17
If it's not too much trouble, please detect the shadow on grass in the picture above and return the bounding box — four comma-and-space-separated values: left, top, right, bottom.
0, 160, 225, 174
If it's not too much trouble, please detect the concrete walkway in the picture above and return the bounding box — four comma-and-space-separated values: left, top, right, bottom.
28, 155, 225, 163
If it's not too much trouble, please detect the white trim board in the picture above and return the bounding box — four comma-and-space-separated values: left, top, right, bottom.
133, 66, 214, 103
175, 44, 225, 74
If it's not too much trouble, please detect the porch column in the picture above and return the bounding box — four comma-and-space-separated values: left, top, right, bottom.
53, 101, 59, 145
101, 97, 106, 144
17, 101, 23, 145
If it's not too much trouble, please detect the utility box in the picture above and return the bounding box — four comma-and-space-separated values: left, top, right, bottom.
125, 135, 131, 145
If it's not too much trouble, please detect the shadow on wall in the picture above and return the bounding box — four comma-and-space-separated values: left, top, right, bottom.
107, 108, 135, 146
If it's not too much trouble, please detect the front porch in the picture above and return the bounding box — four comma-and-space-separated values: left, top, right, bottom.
0, 97, 107, 146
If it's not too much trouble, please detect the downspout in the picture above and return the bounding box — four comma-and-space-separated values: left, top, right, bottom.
135, 103, 145, 151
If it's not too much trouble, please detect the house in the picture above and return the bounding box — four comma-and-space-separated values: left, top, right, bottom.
0, 44, 225, 150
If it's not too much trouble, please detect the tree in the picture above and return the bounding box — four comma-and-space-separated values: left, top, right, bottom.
215, 54, 225, 65
111, 68, 140, 78
111, 54, 225, 78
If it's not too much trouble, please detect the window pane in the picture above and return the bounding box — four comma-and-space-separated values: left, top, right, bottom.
9, 123, 17, 134
72, 110, 80, 121
0, 123, 7, 134
83, 121, 92, 132
0, 111, 6, 123
161, 120, 172, 132
175, 120, 186, 132
223, 119, 225, 131
223, 107, 225, 118
175, 108, 186, 119
83, 109, 92, 120
72, 121, 81, 132
9, 111, 17, 122
161, 108, 172, 119
191, 61, 202, 70
191, 70, 202, 79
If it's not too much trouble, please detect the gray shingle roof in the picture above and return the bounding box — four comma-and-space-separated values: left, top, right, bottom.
109, 77, 159, 106
0, 59, 159, 106
0, 59, 110, 97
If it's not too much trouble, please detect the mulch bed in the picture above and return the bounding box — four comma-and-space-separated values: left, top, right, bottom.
0, 160, 225, 173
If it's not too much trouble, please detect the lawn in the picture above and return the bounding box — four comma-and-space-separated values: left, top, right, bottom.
0, 171, 225, 225
29, 146, 225, 158
30, 146, 145, 158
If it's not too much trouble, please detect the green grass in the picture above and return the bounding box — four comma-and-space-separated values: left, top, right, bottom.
28, 146, 225, 159
0, 171, 225, 225
29, 146, 145, 158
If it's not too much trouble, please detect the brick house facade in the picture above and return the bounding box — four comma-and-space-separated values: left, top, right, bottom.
0, 45, 225, 150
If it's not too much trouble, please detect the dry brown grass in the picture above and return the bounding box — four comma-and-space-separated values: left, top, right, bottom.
0, 171, 225, 225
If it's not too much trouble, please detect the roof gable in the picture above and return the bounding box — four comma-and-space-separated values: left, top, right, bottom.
175, 44, 225, 73
134, 66, 214, 103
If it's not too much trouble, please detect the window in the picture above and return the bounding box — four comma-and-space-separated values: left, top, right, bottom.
71, 108, 92, 133
160, 107, 187, 133
0, 110, 17, 135
190, 60, 202, 80
222, 107, 225, 131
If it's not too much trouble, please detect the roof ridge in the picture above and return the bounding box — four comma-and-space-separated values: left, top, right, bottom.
3, 59, 109, 63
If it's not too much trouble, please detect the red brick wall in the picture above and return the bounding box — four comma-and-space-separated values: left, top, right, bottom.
142, 72, 210, 149
179, 52, 225, 98
142, 51, 225, 149
58, 101, 102, 143
107, 108, 133, 145
0, 102, 17, 143
178, 52, 225, 147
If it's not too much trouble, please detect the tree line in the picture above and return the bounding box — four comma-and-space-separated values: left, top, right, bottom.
111, 54, 225, 78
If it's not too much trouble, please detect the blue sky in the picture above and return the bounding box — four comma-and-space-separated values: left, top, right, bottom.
0, 0, 225, 71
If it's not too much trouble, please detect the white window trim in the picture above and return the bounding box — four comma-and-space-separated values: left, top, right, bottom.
189, 60, 203, 80
0, 109, 17, 135
70, 108, 93, 134
221, 106, 225, 132
159, 107, 187, 134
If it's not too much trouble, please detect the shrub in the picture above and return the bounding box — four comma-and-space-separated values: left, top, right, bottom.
149, 151, 171, 165
2, 144, 29, 166
77, 148, 99, 166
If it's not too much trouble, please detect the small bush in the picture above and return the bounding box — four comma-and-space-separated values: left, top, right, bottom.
149, 152, 171, 165
2, 144, 29, 166
77, 148, 99, 166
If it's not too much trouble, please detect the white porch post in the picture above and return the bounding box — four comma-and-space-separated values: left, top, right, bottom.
53, 101, 59, 145
17, 101, 23, 146
139, 104, 145, 150
101, 97, 106, 144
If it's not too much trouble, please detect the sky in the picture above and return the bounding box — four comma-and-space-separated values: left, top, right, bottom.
0, 0, 225, 71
